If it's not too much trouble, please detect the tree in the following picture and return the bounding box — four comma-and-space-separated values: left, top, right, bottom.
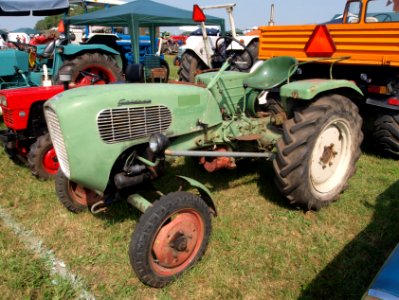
34, 5, 96, 31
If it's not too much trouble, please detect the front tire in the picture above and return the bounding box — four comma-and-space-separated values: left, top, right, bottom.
273, 95, 363, 210
130, 191, 212, 288
55, 170, 103, 213
27, 133, 58, 180
373, 113, 399, 158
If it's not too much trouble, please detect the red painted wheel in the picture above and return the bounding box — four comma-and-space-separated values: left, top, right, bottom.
42, 147, 59, 175
130, 191, 212, 288
27, 133, 58, 180
75, 66, 117, 85
56, 53, 123, 85
56, 170, 103, 213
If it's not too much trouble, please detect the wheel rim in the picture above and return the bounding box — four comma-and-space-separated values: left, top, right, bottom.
67, 181, 102, 207
42, 147, 59, 174
150, 209, 205, 276
75, 65, 117, 85
310, 118, 352, 196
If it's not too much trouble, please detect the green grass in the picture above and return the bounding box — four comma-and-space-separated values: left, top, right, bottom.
0, 220, 77, 299
1, 70, 399, 298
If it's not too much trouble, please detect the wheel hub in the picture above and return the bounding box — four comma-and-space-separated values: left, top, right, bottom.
310, 119, 351, 194
319, 143, 338, 168
170, 232, 188, 251
42, 148, 59, 174
152, 213, 200, 269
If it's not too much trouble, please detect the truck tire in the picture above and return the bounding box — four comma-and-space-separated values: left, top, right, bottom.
374, 113, 399, 158
230, 40, 259, 72
55, 170, 103, 213
129, 191, 212, 288
273, 95, 363, 210
27, 133, 58, 180
56, 53, 123, 85
178, 52, 205, 82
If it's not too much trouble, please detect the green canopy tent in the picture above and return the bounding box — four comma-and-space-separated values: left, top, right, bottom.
66, 0, 225, 63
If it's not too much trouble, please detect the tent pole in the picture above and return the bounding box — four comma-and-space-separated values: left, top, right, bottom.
128, 16, 140, 64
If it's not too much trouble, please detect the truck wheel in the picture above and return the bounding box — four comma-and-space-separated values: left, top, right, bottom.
27, 133, 58, 180
374, 113, 399, 158
178, 52, 205, 82
55, 170, 103, 213
130, 191, 212, 288
230, 40, 259, 72
274, 95, 363, 210
56, 53, 123, 85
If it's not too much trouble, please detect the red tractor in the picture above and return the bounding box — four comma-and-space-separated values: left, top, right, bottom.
1, 85, 67, 179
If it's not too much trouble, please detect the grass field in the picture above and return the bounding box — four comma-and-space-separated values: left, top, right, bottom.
0, 58, 398, 299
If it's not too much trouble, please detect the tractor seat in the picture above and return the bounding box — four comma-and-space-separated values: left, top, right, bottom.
243, 56, 298, 90
38, 38, 68, 59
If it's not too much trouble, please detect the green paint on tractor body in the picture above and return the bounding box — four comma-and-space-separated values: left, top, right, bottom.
45, 56, 362, 194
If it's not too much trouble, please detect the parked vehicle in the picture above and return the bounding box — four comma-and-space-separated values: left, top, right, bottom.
177, 3, 259, 82
44, 33, 364, 286
363, 243, 399, 299
258, 0, 399, 158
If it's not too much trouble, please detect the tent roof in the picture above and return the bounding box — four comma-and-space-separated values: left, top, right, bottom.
66, 0, 225, 29
0, 0, 69, 16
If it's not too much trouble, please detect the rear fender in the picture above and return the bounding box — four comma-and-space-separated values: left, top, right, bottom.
280, 79, 363, 101
62, 44, 120, 57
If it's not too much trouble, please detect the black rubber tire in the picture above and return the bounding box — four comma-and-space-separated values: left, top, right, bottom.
373, 113, 399, 158
56, 53, 123, 84
130, 191, 212, 288
273, 95, 363, 210
230, 40, 259, 72
27, 133, 56, 180
55, 170, 103, 213
178, 52, 205, 82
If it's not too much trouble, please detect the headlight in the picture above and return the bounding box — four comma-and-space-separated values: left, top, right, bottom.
0, 95, 7, 107
149, 133, 170, 155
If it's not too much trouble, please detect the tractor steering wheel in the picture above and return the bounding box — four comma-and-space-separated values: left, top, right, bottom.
372, 13, 392, 22
214, 36, 254, 71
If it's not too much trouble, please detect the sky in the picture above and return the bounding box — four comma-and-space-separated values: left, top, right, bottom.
0, 0, 346, 32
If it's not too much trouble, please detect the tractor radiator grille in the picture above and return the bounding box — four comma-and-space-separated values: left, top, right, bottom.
2, 108, 13, 126
44, 107, 70, 178
97, 106, 172, 143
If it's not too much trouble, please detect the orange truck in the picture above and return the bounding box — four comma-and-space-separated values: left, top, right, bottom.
258, 0, 399, 157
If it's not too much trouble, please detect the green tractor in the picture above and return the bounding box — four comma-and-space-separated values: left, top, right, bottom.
44, 51, 363, 287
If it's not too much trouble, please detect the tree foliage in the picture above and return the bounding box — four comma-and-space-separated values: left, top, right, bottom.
34, 5, 99, 32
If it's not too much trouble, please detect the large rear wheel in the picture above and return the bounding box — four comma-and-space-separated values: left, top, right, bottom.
274, 95, 363, 210
56, 53, 123, 85
130, 191, 212, 287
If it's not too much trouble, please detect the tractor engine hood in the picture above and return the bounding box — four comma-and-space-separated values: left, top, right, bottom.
44, 83, 222, 193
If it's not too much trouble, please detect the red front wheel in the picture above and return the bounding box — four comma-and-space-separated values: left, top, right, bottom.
129, 191, 212, 288
55, 170, 103, 213
27, 133, 59, 180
